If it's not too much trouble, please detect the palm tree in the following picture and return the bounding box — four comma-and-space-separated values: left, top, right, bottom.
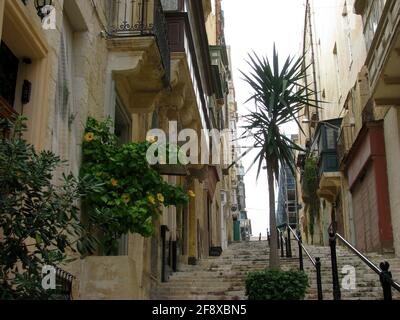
240, 45, 318, 269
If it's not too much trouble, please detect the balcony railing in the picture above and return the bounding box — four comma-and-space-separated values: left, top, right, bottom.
108, 0, 170, 84
47, 266, 74, 300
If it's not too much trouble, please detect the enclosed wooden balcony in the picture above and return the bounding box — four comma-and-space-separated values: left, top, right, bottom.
311, 119, 343, 202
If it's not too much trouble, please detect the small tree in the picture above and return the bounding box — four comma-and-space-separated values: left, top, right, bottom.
240, 46, 318, 269
0, 117, 97, 299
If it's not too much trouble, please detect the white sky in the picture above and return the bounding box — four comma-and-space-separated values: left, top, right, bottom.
222, 0, 306, 236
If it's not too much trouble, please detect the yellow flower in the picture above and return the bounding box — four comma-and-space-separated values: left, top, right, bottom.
147, 195, 156, 205
146, 135, 157, 144
110, 178, 118, 187
84, 132, 94, 142
122, 194, 130, 204
188, 190, 195, 198
157, 193, 164, 203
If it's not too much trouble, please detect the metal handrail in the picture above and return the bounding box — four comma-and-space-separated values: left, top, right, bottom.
336, 233, 400, 292
279, 223, 323, 300
287, 224, 316, 267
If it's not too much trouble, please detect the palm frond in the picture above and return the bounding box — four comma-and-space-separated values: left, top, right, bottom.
239, 47, 322, 181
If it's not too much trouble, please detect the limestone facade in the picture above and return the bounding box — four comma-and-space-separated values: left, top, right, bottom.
0, 0, 243, 299
297, 0, 400, 257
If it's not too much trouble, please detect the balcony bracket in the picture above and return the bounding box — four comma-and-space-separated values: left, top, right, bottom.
317, 172, 341, 203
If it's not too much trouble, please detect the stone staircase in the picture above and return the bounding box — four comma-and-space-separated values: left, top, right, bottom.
151, 240, 400, 300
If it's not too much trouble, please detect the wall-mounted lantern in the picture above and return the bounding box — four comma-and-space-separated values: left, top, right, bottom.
34, 0, 53, 20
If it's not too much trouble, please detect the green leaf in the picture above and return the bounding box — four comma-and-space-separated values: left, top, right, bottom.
35, 233, 42, 245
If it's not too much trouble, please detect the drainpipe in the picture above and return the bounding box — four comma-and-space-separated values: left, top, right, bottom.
307, 0, 320, 117
303, 0, 312, 141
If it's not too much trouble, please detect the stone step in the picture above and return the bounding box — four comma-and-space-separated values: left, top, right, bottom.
152, 241, 400, 300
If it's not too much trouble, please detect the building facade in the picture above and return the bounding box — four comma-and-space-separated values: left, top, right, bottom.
277, 135, 299, 229
297, 0, 400, 257
0, 0, 244, 299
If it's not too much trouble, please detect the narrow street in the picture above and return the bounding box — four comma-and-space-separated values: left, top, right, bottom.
1, 0, 400, 305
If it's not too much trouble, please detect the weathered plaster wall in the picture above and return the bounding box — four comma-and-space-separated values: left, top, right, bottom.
384, 107, 400, 257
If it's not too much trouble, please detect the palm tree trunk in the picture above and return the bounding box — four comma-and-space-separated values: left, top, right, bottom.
267, 162, 280, 269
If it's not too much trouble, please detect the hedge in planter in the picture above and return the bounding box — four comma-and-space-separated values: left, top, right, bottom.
245, 269, 309, 300
80, 117, 189, 255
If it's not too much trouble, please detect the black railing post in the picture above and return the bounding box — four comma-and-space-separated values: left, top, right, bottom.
379, 261, 393, 301
282, 233, 289, 258
287, 225, 292, 258
298, 231, 304, 271
267, 229, 270, 246
277, 229, 280, 249
280, 231, 284, 258
329, 228, 341, 300
315, 257, 323, 301
161, 225, 169, 282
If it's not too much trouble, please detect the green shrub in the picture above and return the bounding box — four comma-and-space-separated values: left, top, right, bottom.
0, 117, 98, 299
245, 269, 309, 300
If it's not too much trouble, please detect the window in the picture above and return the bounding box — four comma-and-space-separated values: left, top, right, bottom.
342, 2, 353, 68
151, 111, 159, 129
161, 0, 183, 11
211, 0, 216, 15
0, 41, 19, 108
362, 0, 386, 51
115, 97, 132, 145
326, 127, 336, 150
333, 43, 342, 102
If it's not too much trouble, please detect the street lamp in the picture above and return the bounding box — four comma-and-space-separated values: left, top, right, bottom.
34, 0, 53, 20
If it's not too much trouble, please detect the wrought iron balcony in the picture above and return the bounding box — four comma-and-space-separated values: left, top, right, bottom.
108, 0, 170, 84
46, 266, 74, 300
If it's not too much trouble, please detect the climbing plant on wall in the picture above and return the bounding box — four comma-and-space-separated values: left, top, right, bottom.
80, 117, 189, 255
302, 156, 320, 244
